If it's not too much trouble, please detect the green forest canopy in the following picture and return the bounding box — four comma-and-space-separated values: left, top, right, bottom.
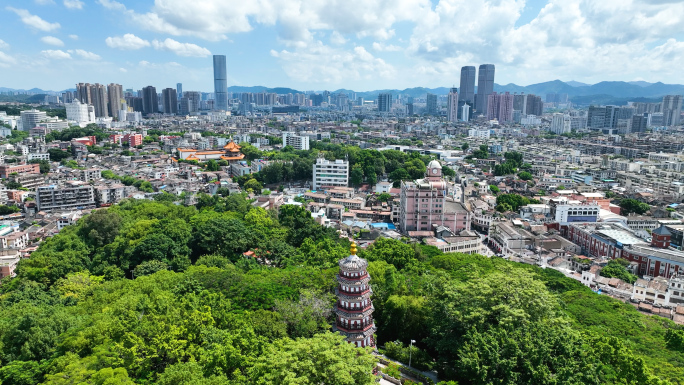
0, 195, 682, 385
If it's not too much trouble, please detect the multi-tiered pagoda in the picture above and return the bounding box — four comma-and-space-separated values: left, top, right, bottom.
333, 242, 376, 348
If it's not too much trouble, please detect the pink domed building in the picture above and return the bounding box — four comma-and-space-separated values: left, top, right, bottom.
333, 242, 376, 348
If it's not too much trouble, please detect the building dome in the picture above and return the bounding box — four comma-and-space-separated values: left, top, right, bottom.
427, 159, 442, 170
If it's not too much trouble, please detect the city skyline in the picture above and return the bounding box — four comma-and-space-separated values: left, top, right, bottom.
1, 0, 684, 91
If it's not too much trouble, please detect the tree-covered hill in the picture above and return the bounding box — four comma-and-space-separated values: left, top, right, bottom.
0, 195, 682, 385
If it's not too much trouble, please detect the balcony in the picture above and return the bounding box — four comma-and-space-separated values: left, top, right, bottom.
338, 272, 369, 280
337, 287, 371, 296
335, 320, 374, 332
336, 302, 372, 313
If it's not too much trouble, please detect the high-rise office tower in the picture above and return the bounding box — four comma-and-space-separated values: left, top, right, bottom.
107, 83, 123, 119
475, 64, 495, 114
447, 88, 459, 122
142, 86, 159, 115
459, 66, 476, 105
587, 105, 607, 129
426, 93, 438, 114
662, 95, 683, 126
162, 88, 178, 114
213, 55, 228, 110
176, 83, 183, 100
89, 83, 108, 118
632, 114, 648, 133
377, 93, 392, 112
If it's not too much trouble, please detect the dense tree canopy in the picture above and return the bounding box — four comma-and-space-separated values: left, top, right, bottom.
599, 258, 638, 284
496, 194, 540, 212
0, 195, 681, 385
620, 198, 651, 215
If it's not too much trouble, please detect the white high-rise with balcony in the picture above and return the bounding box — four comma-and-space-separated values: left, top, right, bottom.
282, 132, 310, 150
66, 99, 94, 125
313, 157, 349, 190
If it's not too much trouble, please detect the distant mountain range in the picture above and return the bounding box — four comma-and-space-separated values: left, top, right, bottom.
3, 80, 683, 105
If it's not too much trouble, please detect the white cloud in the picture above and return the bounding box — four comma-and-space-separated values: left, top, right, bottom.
106, 34, 150, 50
0, 39, 8, 49
42, 49, 71, 59
70, 49, 101, 60
96, 0, 431, 42
97, 0, 125, 11
271, 41, 395, 84
329, 31, 347, 45
6, 7, 61, 32
63, 0, 84, 10
41, 36, 64, 47
119, 67, 127, 73
388, 0, 684, 85
372, 42, 402, 52
152, 38, 211, 57
0, 51, 16, 68
55, 0, 684, 86
34, 0, 55, 5
69, 34, 79, 40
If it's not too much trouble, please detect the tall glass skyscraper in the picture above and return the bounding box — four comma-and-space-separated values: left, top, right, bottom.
475, 64, 495, 114
459, 66, 476, 104
213, 55, 228, 111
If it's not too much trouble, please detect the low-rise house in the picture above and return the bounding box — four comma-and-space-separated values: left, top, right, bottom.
0, 249, 22, 279
0, 231, 29, 249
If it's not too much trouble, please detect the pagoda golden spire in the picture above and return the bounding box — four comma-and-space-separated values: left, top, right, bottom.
350, 242, 357, 256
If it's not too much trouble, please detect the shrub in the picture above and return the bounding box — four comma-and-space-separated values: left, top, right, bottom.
385, 340, 434, 371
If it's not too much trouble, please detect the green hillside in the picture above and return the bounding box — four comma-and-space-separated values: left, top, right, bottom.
0, 197, 682, 385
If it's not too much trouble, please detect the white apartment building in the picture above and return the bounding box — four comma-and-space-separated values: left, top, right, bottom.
96, 184, 125, 205
648, 152, 682, 163
28, 153, 50, 161
38, 120, 69, 131
553, 204, 600, 225
521, 115, 542, 126
282, 132, 310, 150
81, 168, 102, 182
550, 113, 571, 134
20, 109, 47, 131
66, 99, 95, 124
468, 129, 490, 139
312, 157, 349, 190
36, 182, 96, 211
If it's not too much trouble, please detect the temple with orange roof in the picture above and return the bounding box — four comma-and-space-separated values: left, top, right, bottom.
177, 141, 246, 163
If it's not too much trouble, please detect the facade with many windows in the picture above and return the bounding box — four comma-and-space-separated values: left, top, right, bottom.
312, 157, 349, 190
399, 160, 470, 234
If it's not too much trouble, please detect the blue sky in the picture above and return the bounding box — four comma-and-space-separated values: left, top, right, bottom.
1, 0, 684, 92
